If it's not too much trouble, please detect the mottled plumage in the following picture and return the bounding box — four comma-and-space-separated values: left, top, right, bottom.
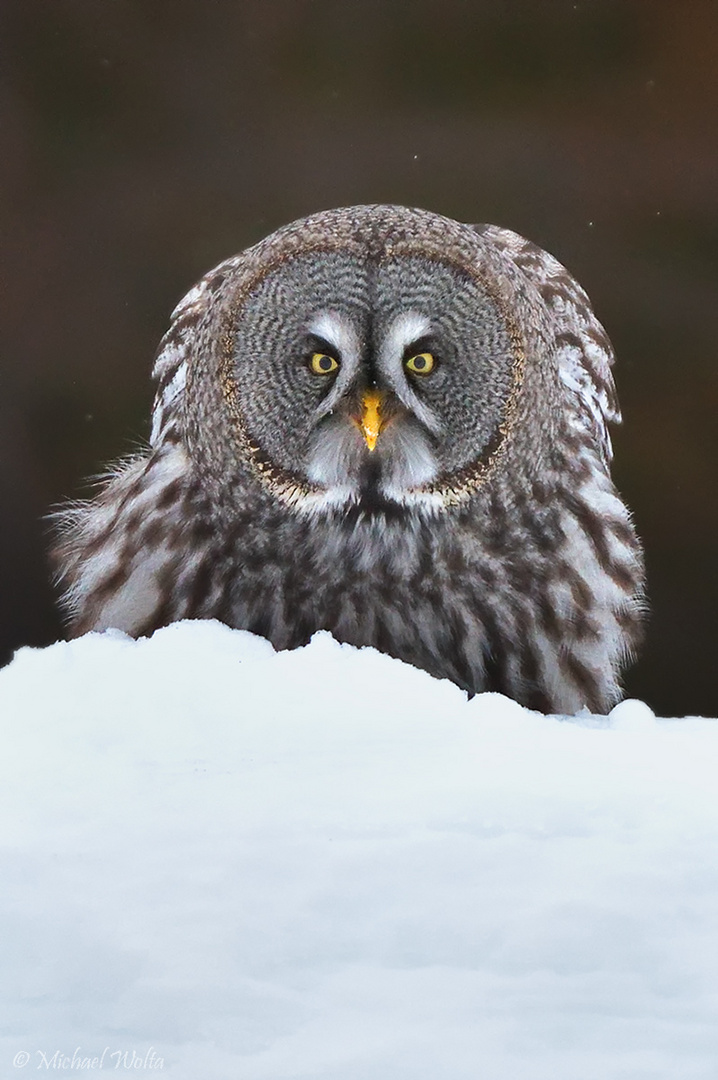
52, 205, 644, 713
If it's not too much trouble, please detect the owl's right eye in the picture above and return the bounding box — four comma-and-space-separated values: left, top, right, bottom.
309, 352, 340, 376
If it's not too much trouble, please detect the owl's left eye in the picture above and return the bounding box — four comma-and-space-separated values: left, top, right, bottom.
404, 351, 435, 376
309, 352, 340, 375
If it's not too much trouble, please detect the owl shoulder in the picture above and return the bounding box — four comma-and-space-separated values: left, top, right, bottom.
471, 223, 619, 467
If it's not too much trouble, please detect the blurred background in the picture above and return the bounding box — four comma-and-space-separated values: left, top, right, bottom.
1, 0, 716, 715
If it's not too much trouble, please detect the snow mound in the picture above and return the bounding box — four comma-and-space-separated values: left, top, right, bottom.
1, 622, 717, 1079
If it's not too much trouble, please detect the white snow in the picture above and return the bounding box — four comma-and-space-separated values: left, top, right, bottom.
1, 621, 717, 1079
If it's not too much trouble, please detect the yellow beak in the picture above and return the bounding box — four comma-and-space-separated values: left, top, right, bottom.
359, 389, 384, 452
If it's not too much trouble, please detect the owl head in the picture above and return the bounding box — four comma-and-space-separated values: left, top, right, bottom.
152, 205, 612, 517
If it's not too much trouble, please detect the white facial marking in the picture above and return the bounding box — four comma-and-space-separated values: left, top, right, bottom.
384, 311, 432, 357
380, 424, 438, 492
306, 311, 362, 417
301, 311, 444, 512
378, 311, 442, 434
305, 414, 364, 492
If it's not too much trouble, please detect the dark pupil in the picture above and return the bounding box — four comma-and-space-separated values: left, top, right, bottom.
412, 355, 426, 369
318, 355, 333, 370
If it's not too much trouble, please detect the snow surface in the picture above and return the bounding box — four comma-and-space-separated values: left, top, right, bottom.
1, 621, 718, 1079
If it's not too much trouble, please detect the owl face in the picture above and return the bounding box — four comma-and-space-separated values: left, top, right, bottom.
230, 249, 523, 513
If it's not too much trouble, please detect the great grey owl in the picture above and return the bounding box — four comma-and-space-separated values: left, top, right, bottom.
52, 205, 644, 713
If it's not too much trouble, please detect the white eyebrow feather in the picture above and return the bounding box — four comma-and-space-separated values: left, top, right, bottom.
307, 311, 360, 358
378, 311, 441, 435
306, 311, 362, 417
383, 312, 432, 358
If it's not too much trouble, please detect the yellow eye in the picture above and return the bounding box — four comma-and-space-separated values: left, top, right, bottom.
309, 352, 340, 375
404, 351, 435, 376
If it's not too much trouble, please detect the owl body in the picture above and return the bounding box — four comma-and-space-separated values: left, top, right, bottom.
53, 206, 644, 713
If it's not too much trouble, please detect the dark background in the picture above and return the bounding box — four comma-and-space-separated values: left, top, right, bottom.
1, 0, 716, 716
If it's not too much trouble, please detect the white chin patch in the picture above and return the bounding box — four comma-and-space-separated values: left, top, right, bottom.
302, 416, 441, 514
378, 421, 438, 495
305, 416, 364, 495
